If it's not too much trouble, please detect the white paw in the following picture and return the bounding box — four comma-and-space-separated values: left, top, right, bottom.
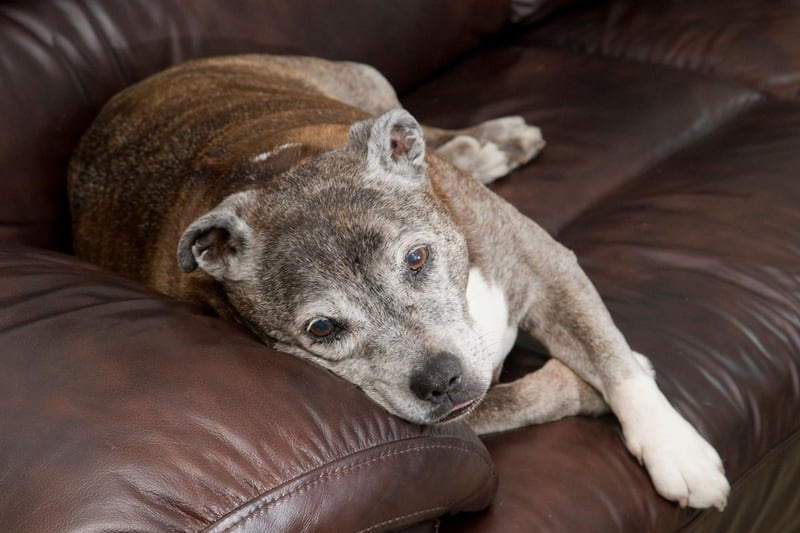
436, 135, 511, 184
436, 116, 545, 184
613, 377, 730, 510
470, 116, 545, 165
470, 115, 545, 172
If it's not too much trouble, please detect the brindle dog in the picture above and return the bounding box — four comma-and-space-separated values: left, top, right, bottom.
69, 55, 729, 510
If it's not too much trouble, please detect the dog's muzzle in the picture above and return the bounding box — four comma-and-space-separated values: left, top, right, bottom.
409, 353, 481, 422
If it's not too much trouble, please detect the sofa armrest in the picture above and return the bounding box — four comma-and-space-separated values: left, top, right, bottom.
0, 245, 496, 531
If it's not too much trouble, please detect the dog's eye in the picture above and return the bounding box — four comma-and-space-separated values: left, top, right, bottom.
307, 318, 335, 338
406, 245, 429, 272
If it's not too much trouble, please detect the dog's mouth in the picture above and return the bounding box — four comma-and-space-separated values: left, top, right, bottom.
436, 396, 483, 423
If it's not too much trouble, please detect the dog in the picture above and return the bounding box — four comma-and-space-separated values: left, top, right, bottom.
69, 54, 729, 510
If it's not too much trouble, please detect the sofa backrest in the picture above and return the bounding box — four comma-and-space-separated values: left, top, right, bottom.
0, 0, 510, 252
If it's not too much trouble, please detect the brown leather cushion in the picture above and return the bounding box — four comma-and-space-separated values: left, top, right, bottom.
0, 246, 497, 531
521, 0, 800, 99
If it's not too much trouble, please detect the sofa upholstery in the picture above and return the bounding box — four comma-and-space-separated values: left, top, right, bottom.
2, 0, 799, 531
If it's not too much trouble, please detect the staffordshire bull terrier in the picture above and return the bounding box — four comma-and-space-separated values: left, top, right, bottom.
69, 55, 729, 510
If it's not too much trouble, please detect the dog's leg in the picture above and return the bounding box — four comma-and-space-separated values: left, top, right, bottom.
424, 118, 545, 184
466, 352, 655, 435
258, 57, 544, 184
514, 227, 729, 510
466, 358, 610, 435
313, 66, 547, 185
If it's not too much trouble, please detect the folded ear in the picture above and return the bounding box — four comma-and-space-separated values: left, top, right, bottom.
349, 108, 426, 182
177, 191, 255, 281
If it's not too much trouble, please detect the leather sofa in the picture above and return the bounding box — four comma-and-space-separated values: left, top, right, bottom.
1, 0, 798, 531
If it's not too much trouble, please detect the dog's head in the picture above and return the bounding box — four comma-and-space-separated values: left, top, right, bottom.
177, 109, 498, 425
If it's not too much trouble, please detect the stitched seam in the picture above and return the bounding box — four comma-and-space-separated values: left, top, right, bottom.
219, 444, 484, 531
213, 443, 492, 532
357, 507, 448, 533
357, 446, 498, 533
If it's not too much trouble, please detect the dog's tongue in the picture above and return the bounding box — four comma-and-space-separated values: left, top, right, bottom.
449, 399, 476, 415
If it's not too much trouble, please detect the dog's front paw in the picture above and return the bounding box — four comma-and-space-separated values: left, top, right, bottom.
437, 116, 545, 184
616, 378, 729, 510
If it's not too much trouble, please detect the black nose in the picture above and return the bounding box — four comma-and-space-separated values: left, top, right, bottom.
410, 353, 463, 403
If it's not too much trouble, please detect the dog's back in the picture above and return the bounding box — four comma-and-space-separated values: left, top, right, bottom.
69, 56, 367, 295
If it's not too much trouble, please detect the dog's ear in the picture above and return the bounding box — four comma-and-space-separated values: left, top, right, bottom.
177, 191, 255, 281
349, 109, 426, 182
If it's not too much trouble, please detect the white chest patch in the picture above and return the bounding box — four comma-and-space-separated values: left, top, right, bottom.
466, 267, 517, 370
